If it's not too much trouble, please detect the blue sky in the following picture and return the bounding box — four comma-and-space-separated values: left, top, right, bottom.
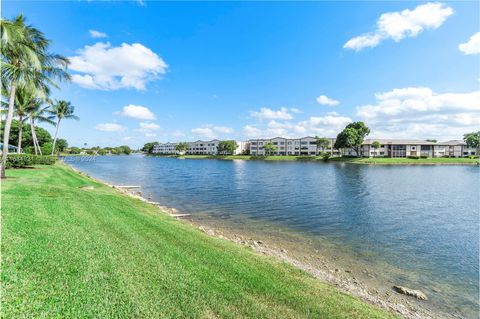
3, 1, 479, 148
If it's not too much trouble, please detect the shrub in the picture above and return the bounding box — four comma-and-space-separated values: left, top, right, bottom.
420, 155, 428, 159
322, 152, 331, 161
407, 156, 419, 159
6, 154, 56, 168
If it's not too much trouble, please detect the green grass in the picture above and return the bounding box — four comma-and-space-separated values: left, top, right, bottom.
1, 164, 398, 318
330, 157, 479, 164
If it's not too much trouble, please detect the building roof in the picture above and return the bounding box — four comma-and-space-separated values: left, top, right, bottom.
363, 139, 437, 145
438, 140, 467, 146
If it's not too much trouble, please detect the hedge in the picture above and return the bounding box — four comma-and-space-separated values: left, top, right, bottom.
6, 154, 56, 168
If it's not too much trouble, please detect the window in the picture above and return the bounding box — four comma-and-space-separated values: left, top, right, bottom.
421, 145, 431, 151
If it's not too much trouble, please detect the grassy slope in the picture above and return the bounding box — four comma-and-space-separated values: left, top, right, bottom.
1, 164, 398, 319
175, 154, 479, 164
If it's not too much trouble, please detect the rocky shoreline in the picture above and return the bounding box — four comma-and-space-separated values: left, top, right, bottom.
68, 163, 459, 319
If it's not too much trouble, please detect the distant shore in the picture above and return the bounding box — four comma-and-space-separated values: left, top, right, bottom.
147, 154, 479, 165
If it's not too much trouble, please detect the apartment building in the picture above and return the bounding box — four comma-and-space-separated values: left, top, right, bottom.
360, 139, 476, 158
153, 142, 178, 154
249, 136, 337, 156
152, 140, 249, 155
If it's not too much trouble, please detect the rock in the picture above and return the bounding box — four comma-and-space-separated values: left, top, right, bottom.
393, 286, 428, 300
79, 186, 94, 190
345, 269, 352, 273
280, 248, 288, 253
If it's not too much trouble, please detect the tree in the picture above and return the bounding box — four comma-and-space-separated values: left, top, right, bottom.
175, 142, 188, 154
26, 102, 54, 155
371, 141, 381, 157
263, 142, 277, 156
426, 139, 437, 143
334, 122, 370, 157
0, 119, 53, 154
463, 131, 480, 156
41, 142, 53, 155
1, 87, 40, 153
315, 136, 331, 155
0, 15, 69, 177
69, 147, 81, 154
217, 140, 238, 155
55, 138, 68, 152
142, 142, 159, 154
116, 145, 131, 155
49, 100, 79, 155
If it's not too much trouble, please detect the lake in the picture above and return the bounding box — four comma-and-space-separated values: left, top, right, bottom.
66, 155, 479, 318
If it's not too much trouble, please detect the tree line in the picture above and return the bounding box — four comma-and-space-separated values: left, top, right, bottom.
1, 15, 78, 177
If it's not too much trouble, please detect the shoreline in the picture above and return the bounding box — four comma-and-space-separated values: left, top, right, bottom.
145, 154, 479, 165
64, 161, 458, 319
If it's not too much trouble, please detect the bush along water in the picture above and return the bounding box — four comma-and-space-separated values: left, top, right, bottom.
6, 154, 56, 168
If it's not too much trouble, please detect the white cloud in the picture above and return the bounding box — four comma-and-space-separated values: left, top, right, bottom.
243, 113, 352, 139
118, 104, 156, 120
139, 122, 160, 131
356, 87, 480, 140
243, 125, 262, 138
459, 32, 480, 55
95, 123, 126, 132
344, 2, 453, 51
89, 30, 108, 38
145, 133, 156, 138
250, 107, 295, 120
69, 42, 167, 90
316, 95, 340, 106
191, 125, 234, 139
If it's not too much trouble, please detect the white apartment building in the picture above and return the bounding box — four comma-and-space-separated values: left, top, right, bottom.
360, 139, 477, 158
152, 140, 249, 155
153, 142, 178, 154
249, 136, 337, 156
152, 137, 475, 158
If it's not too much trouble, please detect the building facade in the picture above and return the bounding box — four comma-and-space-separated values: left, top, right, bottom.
152, 137, 475, 158
249, 137, 337, 156
360, 139, 476, 158
152, 140, 249, 155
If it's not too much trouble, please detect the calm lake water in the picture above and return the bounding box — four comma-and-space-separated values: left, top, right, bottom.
67, 155, 479, 318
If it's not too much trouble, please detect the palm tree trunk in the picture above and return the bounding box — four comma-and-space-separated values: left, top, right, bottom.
17, 116, 23, 153
1, 83, 16, 178
51, 118, 60, 155
33, 123, 42, 156
30, 118, 38, 155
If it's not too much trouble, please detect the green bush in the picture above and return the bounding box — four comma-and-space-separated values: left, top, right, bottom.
407, 156, 419, 159
6, 154, 56, 168
322, 152, 331, 161
420, 155, 428, 159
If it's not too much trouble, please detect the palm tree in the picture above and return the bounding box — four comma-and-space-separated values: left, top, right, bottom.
26, 102, 54, 155
1, 87, 42, 153
1, 14, 69, 178
49, 100, 78, 155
